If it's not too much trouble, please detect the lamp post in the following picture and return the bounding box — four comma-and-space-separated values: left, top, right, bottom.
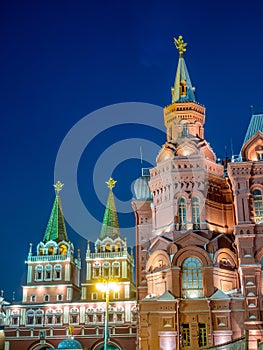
97, 281, 119, 350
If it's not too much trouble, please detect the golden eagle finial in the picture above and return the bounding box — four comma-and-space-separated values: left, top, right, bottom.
106, 177, 117, 190
54, 180, 64, 195
174, 35, 187, 57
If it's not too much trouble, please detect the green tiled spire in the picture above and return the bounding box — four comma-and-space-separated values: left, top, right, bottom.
100, 178, 121, 240
172, 35, 196, 103
43, 181, 68, 243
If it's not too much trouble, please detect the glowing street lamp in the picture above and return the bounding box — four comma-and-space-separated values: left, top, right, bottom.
96, 281, 120, 350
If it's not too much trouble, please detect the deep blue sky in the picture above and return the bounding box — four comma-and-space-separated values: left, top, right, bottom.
1, 0, 263, 300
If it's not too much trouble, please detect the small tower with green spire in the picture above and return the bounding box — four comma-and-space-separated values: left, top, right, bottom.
164, 35, 205, 142
82, 178, 135, 302
23, 181, 81, 305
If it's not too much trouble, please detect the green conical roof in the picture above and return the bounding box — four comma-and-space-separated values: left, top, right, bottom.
43, 182, 68, 243
100, 178, 120, 240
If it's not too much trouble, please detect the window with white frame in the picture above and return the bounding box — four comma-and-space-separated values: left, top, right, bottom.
35, 310, 44, 325
182, 257, 203, 298
26, 310, 35, 325
44, 294, 50, 302
45, 309, 54, 324
103, 262, 110, 278
54, 309, 62, 324
54, 264, 62, 280
57, 294, 63, 301
112, 262, 120, 277
30, 294, 36, 302
44, 264, 52, 281
86, 308, 94, 323
69, 307, 79, 324
91, 292, 98, 300
93, 262, 101, 279
35, 265, 43, 281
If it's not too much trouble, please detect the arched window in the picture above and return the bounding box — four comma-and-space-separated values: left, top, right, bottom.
253, 189, 263, 223
69, 308, 79, 324
180, 80, 187, 96
54, 309, 63, 324
26, 310, 35, 325
44, 264, 52, 280
54, 264, 62, 280
45, 309, 54, 325
93, 262, 101, 279
112, 262, 120, 277
178, 198, 187, 229
35, 310, 44, 326
86, 308, 95, 323
192, 197, 200, 229
103, 262, 111, 278
35, 265, 43, 281
182, 257, 203, 298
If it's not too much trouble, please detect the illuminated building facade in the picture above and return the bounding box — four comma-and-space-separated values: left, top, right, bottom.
4, 180, 136, 350
132, 36, 263, 349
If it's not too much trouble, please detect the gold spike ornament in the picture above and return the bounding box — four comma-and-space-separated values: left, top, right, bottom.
174, 35, 187, 57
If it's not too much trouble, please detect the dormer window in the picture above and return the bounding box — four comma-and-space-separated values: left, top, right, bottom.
256, 145, 263, 161
180, 80, 187, 96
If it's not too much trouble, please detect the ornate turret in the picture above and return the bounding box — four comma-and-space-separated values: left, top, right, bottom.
23, 182, 81, 304
164, 35, 205, 142
82, 178, 135, 302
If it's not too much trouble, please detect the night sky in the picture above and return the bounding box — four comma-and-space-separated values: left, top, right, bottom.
1, 0, 263, 301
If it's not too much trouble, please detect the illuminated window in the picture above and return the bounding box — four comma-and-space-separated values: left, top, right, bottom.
256, 145, 263, 161
113, 291, 120, 300
44, 264, 52, 280
199, 323, 207, 347
180, 80, 187, 96
91, 292, 98, 300
253, 189, 263, 223
178, 198, 187, 229
35, 265, 43, 281
54, 264, 62, 280
93, 263, 101, 279
182, 257, 203, 298
182, 324, 190, 347
112, 262, 120, 277
103, 262, 110, 278
192, 197, 200, 229
59, 244, 67, 255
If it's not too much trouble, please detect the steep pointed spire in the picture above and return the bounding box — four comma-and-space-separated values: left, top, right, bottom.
171, 35, 196, 103
42, 181, 68, 243
100, 178, 121, 240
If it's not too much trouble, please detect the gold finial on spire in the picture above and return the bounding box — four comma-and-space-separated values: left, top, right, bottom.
106, 177, 117, 190
54, 180, 64, 195
174, 35, 187, 57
